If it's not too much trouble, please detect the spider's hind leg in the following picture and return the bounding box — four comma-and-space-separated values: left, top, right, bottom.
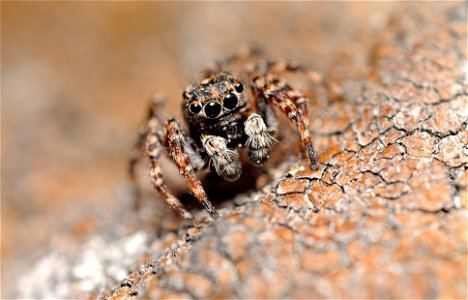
128, 124, 148, 210
201, 45, 264, 77
128, 99, 165, 210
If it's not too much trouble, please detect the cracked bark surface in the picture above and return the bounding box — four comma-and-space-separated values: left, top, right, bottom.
96, 4, 467, 300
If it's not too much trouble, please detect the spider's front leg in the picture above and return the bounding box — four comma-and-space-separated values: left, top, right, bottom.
255, 60, 323, 122
201, 135, 242, 181
144, 102, 194, 219
253, 76, 319, 170
166, 120, 219, 219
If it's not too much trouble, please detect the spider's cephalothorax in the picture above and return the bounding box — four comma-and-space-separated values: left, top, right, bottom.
180, 72, 276, 182
182, 73, 250, 149
129, 49, 319, 220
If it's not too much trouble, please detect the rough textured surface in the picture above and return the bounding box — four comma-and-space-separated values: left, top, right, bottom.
93, 4, 465, 299
4, 3, 382, 297
7, 3, 467, 299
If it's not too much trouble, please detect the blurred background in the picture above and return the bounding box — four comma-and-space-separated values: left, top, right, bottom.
1, 1, 407, 296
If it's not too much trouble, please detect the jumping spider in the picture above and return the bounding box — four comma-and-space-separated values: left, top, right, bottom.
129, 48, 319, 220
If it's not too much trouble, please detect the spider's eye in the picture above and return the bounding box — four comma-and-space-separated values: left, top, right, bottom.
189, 103, 201, 114
235, 83, 244, 93
204, 101, 221, 118
223, 93, 238, 109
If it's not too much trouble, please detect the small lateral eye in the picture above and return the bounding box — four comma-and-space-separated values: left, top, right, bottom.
189, 103, 201, 114
223, 93, 238, 109
182, 91, 190, 99
235, 83, 244, 93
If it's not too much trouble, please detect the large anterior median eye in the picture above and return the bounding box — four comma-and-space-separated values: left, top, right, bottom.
204, 101, 221, 118
223, 93, 238, 109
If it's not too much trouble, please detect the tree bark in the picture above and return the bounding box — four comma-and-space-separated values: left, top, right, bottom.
97, 4, 467, 299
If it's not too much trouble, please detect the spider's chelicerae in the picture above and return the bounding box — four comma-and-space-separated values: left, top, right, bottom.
129, 49, 320, 219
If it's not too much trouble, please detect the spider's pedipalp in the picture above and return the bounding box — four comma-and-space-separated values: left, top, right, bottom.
244, 113, 276, 165
166, 120, 219, 218
201, 135, 242, 181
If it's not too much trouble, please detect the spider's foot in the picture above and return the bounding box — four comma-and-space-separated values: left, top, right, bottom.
207, 206, 220, 219
308, 144, 320, 171
179, 209, 194, 220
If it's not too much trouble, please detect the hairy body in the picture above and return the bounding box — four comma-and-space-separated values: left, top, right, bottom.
129, 48, 319, 219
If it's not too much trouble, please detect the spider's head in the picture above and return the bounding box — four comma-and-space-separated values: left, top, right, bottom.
182, 72, 247, 120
